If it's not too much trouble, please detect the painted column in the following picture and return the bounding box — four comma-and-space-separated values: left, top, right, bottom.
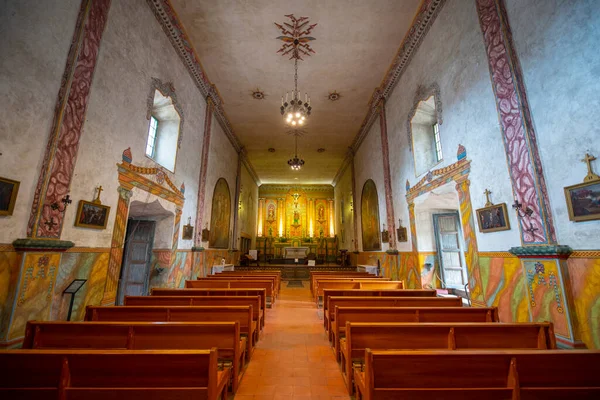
257, 198, 265, 237
475, 0, 556, 245
406, 202, 422, 289
378, 103, 397, 249
349, 150, 360, 252
194, 98, 214, 247
101, 185, 133, 305
454, 176, 485, 306
170, 207, 182, 267
27, 0, 112, 239
231, 150, 243, 250
308, 198, 314, 238
328, 199, 335, 238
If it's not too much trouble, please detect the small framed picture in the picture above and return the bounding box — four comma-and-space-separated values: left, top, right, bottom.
182, 224, 194, 240
381, 230, 389, 243
564, 180, 600, 222
0, 177, 20, 216
476, 203, 510, 233
74, 200, 110, 229
396, 226, 408, 242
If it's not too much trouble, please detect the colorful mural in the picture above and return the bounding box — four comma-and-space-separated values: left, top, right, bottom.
567, 256, 600, 349
209, 178, 231, 248
361, 179, 381, 251
0, 250, 22, 343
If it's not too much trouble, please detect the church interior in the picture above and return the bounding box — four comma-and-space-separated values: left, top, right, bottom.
1, 0, 600, 398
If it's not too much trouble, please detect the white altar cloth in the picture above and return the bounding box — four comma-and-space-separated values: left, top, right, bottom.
283, 247, 309, 259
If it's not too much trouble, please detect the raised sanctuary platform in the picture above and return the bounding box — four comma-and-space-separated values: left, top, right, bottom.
233, 265, 356, 280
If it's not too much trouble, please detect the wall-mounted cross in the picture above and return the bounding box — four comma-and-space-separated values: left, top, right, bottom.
93, 185, 104, 204
581, 153, 599, 182
483, 189, 493, 207
44, 218, 58, 231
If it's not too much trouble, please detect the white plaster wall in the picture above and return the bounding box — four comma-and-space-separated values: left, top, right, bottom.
237, 164, 259, 249
202, 116, 239, 249
0, 0, 80, 241
505, 0, 600, 249
334, 164, 355, 250
354, 118, 388, 252
385, 0, 521, 252
59, 0, 207, 250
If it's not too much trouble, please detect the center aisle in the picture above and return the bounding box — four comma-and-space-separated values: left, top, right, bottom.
235, 281, 350, 400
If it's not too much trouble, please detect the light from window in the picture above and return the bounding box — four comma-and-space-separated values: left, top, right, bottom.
146, 116, 158, 157
433, 123, 442, 162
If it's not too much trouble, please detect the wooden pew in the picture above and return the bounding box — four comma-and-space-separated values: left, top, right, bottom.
309, 271, 374, 292
315, 280, 405, 304
0, 348, 230, 400
23, 321, 245, 393
342, 322, 555, 394
354, 349, 600, 400
151, 288, 267, 311
185, 280, 276, 307
216, 271, 281, 291
125, 295, 264, 331
85, 305, 256, 359
312, 277, 390, 296
323, 291, 439, 330
328, 297, 462, 344
198, 276, 279, 298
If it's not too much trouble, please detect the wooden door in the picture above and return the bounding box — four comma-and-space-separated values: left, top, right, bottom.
433, 213, 467, 290
117, 220, 156, 305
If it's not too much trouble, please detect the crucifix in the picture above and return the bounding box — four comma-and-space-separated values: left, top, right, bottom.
581, 153, 599, 182
483, 189, 493, 207
93, 185, 104, 204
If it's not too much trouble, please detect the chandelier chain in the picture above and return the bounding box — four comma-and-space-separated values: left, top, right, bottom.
294, 58, 298, 96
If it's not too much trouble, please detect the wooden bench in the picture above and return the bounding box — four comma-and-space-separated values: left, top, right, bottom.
328, 297, 462, 344
198, 276, 279, 298
125, 295, 264, 331
0, 348, 230, 400
354, 349, 600, 400
312, 277, 390, 296
185, 280, 276, 307
323, 291, 440, 331
23, 321, 246, 393
151, 288, 267, 311
310, 272, 374, 292
215, 272, 281, 291
342, 322, 555, 394
311, 274, 383, 294
85, 305, 256, 359
315, 280, 405, 304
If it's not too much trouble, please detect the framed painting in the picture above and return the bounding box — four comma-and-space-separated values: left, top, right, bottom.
0, 177, 20, 216
182, 224, 194, 240
74, 200, 110, 229
396, 226, 408, 242
564, 180, 600, 222
209, 178, 231, 248
476, 203, 510, 233
361, 179, 381, 251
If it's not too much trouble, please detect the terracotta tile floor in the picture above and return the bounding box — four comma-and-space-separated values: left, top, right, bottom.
234, 281, 350, 400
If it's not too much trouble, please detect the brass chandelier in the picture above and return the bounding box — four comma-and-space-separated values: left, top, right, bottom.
287, 133, 305, 171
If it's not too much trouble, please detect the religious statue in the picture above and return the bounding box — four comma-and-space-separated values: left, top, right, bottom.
267, 204, 275, 221
317, 205, 325, 221
293, 210, 300, 225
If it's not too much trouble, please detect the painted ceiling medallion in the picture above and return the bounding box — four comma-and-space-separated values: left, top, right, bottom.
276, 14, 316, 128
252, 89, 265, 100
268, 148, 276, 153
328, 91, 341, 101
275, 14, 317, 60
317, 148, 326, 153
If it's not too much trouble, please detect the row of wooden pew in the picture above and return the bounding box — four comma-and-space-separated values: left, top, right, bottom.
0, 270, 282, 399
309, 270, 600, 399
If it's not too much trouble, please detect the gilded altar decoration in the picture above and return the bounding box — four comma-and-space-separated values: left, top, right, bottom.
209, 178, 231, 248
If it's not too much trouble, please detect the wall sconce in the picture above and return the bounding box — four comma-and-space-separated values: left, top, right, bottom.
512, 198, 538, 235
50, 194, 72, 212
381, 223, 389, 243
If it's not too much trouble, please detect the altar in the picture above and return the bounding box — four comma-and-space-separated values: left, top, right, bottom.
283, 247, 309, 259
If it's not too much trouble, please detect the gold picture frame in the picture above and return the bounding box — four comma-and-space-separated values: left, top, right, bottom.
564, 179, 600, 222
74, 200, 110, 229
0, 177, 20, 216
396, 226, 408, 242
476, 203, 510, 233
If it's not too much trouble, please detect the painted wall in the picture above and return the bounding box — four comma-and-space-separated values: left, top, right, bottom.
237, 164, 259, 249
0, 0, 81, 240
504, 0, 600, 248
354, 118, 389, 252
202, 115, 239, 250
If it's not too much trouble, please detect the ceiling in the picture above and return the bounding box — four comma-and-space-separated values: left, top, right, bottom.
169, 0, 422, 184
